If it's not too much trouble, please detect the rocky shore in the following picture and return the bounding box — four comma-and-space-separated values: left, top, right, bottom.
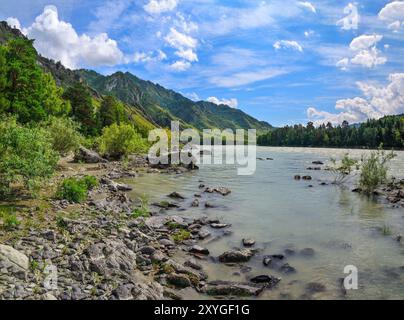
0, 151, 275, 300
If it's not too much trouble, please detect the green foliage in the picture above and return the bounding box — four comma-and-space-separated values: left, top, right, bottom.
359, 148, 396, 194
98, 123, 148, 159
98, 95, 126, 129
56, 175, 98, 203
258, 115, 404, 149
173, 230, 191, 243
0, 207, 20, 230
0, 117, 59, 197
382, 225, 392, 236
63, 82, 97, 136
329, 154, 358, 184
132, 194, 150, 218
44, 116, 83, 156
0, 39, 68, 123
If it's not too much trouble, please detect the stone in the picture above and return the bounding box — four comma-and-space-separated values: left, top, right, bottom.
112, 284, 134, 300
214, 187, 231, 196
190, 246, 210, 255
300, 248, 315, 257
302, 176, 312, 181
205, 281, 264, 297
43, 293, 58, 300
184, 259, 202, 271
306, 282, 326, 294
167, 274, 192, 289
242, 239, 256, 247
219, 249, 254, 263
280, 263, 297, 274
294, 175, 301, 180
250, 275, 281, 287
139, 246, 156, 256
211, 223, 229, 229
74, 146, 108, 164
0, 245, 29, 271
198, 229, 211, 240
191, 199, 199, 207
168, 192, 186, 200
312, 161, 324, 165
100, 178, 132, 192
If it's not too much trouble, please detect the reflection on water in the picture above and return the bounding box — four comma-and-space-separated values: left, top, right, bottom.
124, 147, 404, 300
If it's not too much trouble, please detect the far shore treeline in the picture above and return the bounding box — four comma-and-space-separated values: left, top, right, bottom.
257, 117, 404, 149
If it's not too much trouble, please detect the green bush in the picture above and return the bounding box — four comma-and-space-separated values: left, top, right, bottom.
0, 117, 59, 197
359, 149, 396, 194
45, 116, 83, 156
132, 194, 150, 218
56, 176, 98, 203
98, 123, 148, 159
0, 207, 20, 230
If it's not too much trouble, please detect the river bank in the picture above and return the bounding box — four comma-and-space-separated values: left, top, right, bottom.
1, 147, 404, 300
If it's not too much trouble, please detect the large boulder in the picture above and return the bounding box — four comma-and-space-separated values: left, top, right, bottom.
74, 146, 108, 164
0, 245, 29, 271
204, 281, 264, 297
219, 249, 254, 263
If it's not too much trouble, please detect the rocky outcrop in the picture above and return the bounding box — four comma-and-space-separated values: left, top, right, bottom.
74, 147, 108, 164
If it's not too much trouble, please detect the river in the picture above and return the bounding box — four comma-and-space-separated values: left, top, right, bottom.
123, 147, 404, 300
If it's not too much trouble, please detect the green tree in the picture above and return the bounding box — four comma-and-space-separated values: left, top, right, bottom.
1, 39, 67, 123
63, 82, 97, 136
0, 116, 59, 197
98, 95, 126, 129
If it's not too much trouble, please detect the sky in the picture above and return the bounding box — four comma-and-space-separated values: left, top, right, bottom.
1, 0, 403, 127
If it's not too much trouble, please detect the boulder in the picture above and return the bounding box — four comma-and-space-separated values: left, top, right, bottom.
219, 249, 254, 263
100, 178, 133, 192
250, 275, 281, 287
204, 281, 264, 297
0, 245, 29, 271
74, 146, 108, 164
168, 192, 186, 200
190, 245, 210, 256
242, 239, 256, 247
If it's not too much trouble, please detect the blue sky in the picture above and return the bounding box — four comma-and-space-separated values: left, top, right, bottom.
1, 0, 403, 126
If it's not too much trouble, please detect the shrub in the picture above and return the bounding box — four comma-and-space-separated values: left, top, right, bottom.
98, 123, 148, 159
56, 176, 98, 203
0, 207, 20, 230
45, 116, 83, 156
329, 154, 358, 184
359, 149, 396, 194
132, 194, 150, 218
0, 117, 59, 197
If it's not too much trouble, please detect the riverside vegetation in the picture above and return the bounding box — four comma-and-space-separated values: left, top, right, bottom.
1, 24, 404, 300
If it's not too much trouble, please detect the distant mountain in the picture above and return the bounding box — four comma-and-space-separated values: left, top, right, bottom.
1, 20, 272, 133
77, 70, 273, 132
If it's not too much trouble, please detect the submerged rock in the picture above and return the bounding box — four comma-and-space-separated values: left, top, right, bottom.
300, 248, 315, 257
204, 281, 264, 297
305, 282, 326, 294
168, 192, 186, 200
219, 249, 254, 263
242, 239, 256, 247
189, 245, 210, 256
250, 275, 281, 287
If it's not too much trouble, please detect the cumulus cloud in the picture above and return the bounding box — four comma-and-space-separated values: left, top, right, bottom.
144, 0, 180, 14
175, 48, 198, 62
298, 2, 316, 13
207, 97, 238, 108
165, 27, 197, 49
133, 50, 167, 63
274, 40, 303, 52
6, 17, 23, 31
7, 6, 123, 69
337, 34, 387, 69
169, 60, 191, 71
307, 73, 404, 125
378, 1, 404, 32
337, 3, 360, 30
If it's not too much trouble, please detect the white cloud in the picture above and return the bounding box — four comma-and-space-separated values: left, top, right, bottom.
337, 34, 387, 69
337, 3, 360, 30
378, 1, 404, 31
133, 50, 167, 64
274, 40, 303, 52
211, 68, 289, 88
169, 60, 191, 71
6, 17, 23, 31
207, 97, 238, 108
304, 30, 315, 38
307, 73, 404, 125
165, 27, 197, 49
349, 34, 383, 51
175, 48, 198, 62
144, 0, 180, 15
298, 2, 316, 13
8, 6, 123, 69
336, 58, 349, 71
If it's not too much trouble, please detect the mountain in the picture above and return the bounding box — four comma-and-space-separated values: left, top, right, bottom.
78, 70, 272, 132
1, 20, 272, 133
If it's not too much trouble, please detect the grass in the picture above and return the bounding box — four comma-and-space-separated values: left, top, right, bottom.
132, 194, 150, 218
0, 206, 21, 230
172, 230, 191, 243
382, 225, 392, 236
